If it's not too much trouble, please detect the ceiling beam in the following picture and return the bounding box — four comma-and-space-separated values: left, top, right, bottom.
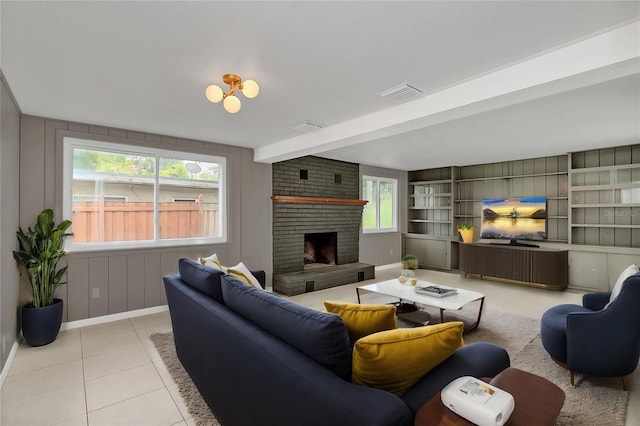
254, 21, 640, 164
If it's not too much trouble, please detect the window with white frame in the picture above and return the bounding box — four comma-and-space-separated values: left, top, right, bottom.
362, 176, 398, 233
63, 137, 226, 250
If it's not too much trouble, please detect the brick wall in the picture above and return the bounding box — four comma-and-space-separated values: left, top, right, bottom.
272, 156, 363, 275
272, 156, 359, 199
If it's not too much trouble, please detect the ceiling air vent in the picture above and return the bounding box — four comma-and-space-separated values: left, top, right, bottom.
293, 120, 327, 132
377, 82, 423, 104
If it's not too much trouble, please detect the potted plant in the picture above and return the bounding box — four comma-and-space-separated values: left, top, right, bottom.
401, 254, 418, 278
13, 209, 72, 346
402, 254, 418, 270
457, 224, 474, 243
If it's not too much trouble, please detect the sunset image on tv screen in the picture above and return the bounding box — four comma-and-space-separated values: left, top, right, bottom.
480, 197, 547, 241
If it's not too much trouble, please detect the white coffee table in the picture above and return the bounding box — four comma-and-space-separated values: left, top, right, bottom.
356, 279, 485, 331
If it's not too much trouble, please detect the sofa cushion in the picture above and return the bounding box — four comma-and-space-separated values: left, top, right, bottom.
221, 275, 353, 381
540, 303, 593, 363
178, 258, 225, 303
352, 322, 464, 396
324, 301, 396, 344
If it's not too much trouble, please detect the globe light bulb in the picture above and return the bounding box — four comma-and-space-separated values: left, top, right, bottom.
205, 85, 223, 103
223, 95, 241, 113
241, 79, 259, 99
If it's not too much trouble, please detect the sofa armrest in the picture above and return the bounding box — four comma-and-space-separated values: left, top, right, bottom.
582, 292, 610, 311
250, 269, 266, 289
400, 342, 510, 416
565, 308, 640, 377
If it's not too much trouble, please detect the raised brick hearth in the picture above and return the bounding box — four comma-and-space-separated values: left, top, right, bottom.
273, 262, 375, 295
272, 156, 374, 295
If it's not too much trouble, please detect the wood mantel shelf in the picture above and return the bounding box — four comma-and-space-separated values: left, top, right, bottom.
271, 195, 368, 206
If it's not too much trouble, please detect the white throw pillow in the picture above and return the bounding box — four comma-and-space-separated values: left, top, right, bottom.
227, 262, 263, 290
607, 264, 639, 307
198, 253, 227, 272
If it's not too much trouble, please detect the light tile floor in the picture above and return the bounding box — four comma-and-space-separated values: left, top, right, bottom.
0, 267, 637, 425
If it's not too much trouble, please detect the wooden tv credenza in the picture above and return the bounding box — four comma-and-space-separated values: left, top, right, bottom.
458, 243, 568, 290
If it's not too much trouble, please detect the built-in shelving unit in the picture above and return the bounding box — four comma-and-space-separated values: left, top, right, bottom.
406, 167, 454, 270
570, 146, 640, 247
404, 145, 640, 292
453, 155, 569, 243
404, 155, 570, 273
408, 169, 453, 237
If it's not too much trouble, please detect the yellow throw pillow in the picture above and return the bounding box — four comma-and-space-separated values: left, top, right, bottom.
227, 262, 263, 290
352, 322, 464, 396
324, 301, 396, 343
198, 253, 225, 271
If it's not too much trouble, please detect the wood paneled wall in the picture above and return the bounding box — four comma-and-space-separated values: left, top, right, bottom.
20, 115, 272, 322
1, 74, 22, 369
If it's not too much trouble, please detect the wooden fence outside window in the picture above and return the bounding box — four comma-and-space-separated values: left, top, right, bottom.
72, 201, 218, 242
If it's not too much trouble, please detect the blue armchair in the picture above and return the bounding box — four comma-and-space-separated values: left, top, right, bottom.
540, 272, 640, 390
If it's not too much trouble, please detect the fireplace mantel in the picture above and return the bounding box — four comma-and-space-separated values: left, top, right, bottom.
271, 195, 368, 206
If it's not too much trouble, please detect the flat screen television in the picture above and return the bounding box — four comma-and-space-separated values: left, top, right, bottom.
480, 197, 547, 247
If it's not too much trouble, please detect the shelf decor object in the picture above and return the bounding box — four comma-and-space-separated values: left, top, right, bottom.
457, 224, 474, 243
205, 74, 259, 113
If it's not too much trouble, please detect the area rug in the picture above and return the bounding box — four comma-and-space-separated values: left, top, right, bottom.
151, 308, 629, 425
150, 332, 220, 426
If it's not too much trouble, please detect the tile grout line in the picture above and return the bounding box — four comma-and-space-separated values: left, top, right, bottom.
80, 326, 89, 426
84, 387, 168, 417
150, 361, 188, 424
141, 319, 189, 424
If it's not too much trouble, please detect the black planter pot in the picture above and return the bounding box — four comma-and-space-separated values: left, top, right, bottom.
21, 298, 63, 347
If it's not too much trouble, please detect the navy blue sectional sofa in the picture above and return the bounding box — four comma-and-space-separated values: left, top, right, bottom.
163, 258, 510, 426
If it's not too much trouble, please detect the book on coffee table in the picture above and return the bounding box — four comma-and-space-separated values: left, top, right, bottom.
414, 285, 457, 298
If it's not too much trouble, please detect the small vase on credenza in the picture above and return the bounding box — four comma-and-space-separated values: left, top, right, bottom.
457, 225, 474, 243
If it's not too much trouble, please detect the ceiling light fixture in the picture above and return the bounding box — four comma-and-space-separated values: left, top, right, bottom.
205, 74, 259, 114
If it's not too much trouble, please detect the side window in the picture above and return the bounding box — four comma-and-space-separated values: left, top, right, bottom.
362, 176, 398, 233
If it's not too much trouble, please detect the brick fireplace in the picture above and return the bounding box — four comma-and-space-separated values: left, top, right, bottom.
304, 232, 337, 266
272, 156, 374, 295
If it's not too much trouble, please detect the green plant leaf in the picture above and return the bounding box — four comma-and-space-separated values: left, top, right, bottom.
13, 209, 72, 307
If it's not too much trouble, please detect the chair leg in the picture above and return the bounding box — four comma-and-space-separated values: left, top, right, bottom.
568, 372, 627, 390
550, 357, 567, 369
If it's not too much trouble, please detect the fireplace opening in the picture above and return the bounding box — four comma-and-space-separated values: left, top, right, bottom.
304, 232, 337, 269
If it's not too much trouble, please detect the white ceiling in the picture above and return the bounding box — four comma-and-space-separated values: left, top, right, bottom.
2, 1, 639, 171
